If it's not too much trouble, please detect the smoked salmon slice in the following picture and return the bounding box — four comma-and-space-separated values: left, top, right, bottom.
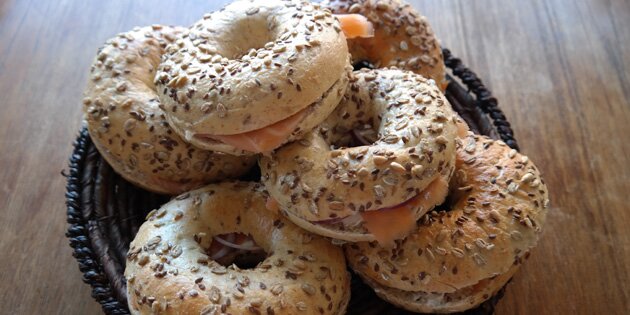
361, 177, 449, 246
361, 202, 416, 247
196, 108, 307, 153
335, 14, 374, 39
265, 197, 280, 213
456, 119, 470, 138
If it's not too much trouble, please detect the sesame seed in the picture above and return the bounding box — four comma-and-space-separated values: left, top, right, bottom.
521, 173, 535, 183
123, 119, 136, 132
246, 7, 260, 15
411, 165, 424, 178
232, 291, 244, 300
349, 4, 361, 13
301, 284, 316, 295
216, 103, 227, 118
373, 156, 388, 165
116, 82, 127, 92
270, 284, 283, 295
170, 245, 182, 258
357, 167, 369, 177
373, 185, 385, 200
250, 298, 263, 307
390, 162, 406, 174
452, 248, 465, 258
435, 136, 448, 145
425, 248, 435, 261
489, 210, 501, 222
137, 254, 149, 266
507, 182, 520, 193
211, 266, 227, 274
472, 253, 487, 266
296, 302, 307, 311
376, 1, 390, 10
508, 149, 517, 158
208, 286, 221, 303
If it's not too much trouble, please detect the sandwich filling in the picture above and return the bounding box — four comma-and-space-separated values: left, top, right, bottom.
335, 14, 375, 39
307, 176, 449, 246
195, 108, 308, 154
194, 75, 345, 154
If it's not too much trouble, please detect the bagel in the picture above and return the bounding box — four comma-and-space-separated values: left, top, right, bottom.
345, 134, 550, 313
321, 0, 447, 89
361, 263, 518, 313
155, 0, 352, 155
260, 69, 460, 244
125, 181, 351, 315
83, 26, 255, 195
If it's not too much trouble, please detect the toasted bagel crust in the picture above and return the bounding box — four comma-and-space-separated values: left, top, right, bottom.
321, 0, 447, 89
156, 0, 351, 154
345, 135, 549, 301
261, 69, 459, 242
125, 182, 350, 315
83, 26, 255, 194
358, 264, 519, 313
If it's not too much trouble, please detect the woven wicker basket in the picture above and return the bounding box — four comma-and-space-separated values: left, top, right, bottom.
65, 49, 518, 315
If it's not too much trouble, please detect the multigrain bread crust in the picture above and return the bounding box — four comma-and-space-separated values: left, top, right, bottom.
261, 69, 460, 242
321, 0, 447, 89
185, 73, 350, 156
359, 263, 519, 313
83, 26, 255, 195
155, 0, 352, 155
125, 182, 351, 315
345, 135, 550, 312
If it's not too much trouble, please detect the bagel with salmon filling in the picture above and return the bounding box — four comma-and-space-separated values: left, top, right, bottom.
261, 69, 460, 245
155, 0, 352, 155
125, 182, 351, 315
321, 0, 447, 90
345, 134, 550, 313
83, 26, 255, 195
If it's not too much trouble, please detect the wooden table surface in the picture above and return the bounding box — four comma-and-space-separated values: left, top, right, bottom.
1, 0, 628, 314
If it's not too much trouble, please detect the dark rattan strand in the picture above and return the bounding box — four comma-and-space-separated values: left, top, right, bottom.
65, 50, 518, 315
442, 49, 518, 151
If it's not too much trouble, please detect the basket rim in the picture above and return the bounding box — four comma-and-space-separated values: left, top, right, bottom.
65, 48, 518, 315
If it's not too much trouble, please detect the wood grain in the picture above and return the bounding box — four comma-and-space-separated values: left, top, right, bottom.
0, 0, 628, 314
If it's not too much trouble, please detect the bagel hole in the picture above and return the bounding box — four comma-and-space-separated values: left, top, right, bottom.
436, 170, 474, 213
219, 12, 277, 60
206, 233, 267, 269
326, 123, 379, 149
349, 124, 379, 147
433, 194, 456, 213
432, 182, 463, 213
353, 60, 376, 71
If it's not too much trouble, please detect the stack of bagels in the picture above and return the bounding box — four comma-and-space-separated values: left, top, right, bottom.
82, 0, 549, 314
